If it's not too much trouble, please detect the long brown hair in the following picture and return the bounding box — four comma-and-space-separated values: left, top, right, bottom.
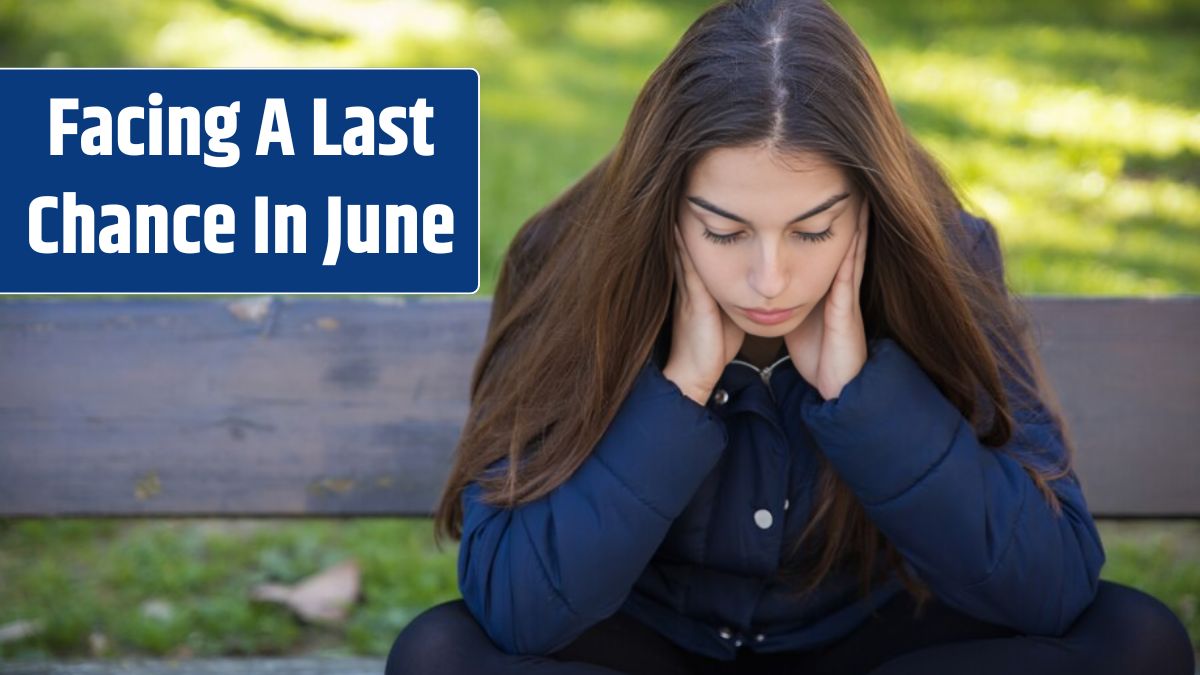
433, 0, 1076, 616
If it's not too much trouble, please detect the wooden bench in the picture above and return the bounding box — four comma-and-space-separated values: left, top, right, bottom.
1, 295, 1197, 674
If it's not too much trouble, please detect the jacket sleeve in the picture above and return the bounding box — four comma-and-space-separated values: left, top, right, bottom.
791, 216, 1106, 636
456, 359, 728, 655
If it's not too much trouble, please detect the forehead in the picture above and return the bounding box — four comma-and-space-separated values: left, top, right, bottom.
685, 145, 846, 203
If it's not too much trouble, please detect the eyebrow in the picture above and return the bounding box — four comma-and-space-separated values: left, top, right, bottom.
686, 191, 851, 226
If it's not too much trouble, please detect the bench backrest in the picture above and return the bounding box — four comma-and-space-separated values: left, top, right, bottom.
0, 297, 1196, 518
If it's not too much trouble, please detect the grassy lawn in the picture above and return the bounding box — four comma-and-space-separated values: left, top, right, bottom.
0, 0, 1196, 662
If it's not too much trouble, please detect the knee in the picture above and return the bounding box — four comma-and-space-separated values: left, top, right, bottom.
386, 599, 480, 675
1075, 580, 1195, 675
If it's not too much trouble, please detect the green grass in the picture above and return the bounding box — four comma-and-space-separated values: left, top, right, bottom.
0, 0, 1196, 662
0, 518, 460, 659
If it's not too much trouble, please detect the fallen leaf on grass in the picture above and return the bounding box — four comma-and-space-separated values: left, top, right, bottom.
140, 598, 175, 621
249, 559, 360, 625
0, 619, 43, 644
89, 631, 109, 657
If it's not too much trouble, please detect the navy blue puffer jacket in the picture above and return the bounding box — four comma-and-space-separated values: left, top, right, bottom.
456, 210, 1107, 660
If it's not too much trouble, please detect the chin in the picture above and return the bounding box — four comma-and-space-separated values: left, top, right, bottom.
742, 324, 792, 338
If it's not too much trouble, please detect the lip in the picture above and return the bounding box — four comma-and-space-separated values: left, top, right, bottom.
739, 305, 797, 325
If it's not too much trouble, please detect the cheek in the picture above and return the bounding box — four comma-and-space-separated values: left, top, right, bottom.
808, 247, 848, 290
688, 248, 733, 293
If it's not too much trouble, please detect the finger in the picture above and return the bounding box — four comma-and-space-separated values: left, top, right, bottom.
673, 227, 689, 300
672, 225, 689, 305
675, 225, 705, 303
675, 225, 695, 275
854, 198, 868, 291
828, 225, 858, 315
673, 248, 687, 306
837, 224, 858, 286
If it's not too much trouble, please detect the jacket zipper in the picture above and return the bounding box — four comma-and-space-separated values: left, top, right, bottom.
729, 353, 791, 402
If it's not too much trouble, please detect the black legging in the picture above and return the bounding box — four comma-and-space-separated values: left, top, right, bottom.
386, 579, 1194, 674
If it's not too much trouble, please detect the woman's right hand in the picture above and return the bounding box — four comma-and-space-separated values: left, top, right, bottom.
663, 224, 746, 405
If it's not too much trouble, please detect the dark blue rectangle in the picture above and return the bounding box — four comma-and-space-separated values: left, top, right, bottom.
0, 68, 479, 294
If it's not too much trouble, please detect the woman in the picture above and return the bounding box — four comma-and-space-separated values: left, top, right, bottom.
388, 0, 1195, 673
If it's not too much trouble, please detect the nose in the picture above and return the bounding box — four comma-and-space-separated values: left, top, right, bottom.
748, 240, 789, 299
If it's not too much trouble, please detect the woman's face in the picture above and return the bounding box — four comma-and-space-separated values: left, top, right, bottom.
677, 144, 863, 338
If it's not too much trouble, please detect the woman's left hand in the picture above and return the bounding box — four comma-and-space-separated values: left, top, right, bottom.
784, 196, 870, 401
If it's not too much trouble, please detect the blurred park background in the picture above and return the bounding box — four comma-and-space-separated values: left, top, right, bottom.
0, 0, 1197, 663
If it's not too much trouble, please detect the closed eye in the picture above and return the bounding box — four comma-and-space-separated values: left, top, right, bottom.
701, 228, 834, 245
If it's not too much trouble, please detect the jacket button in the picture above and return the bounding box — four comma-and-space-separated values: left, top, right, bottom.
712, 388, 729, 405
717, 626, 733, 640
733, 638, 744, 647
784, 499, 790, 511
755, 633, 766, 642
754, 509, 773, 529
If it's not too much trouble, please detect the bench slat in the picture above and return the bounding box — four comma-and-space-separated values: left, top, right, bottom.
0, 296, 1196, 518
